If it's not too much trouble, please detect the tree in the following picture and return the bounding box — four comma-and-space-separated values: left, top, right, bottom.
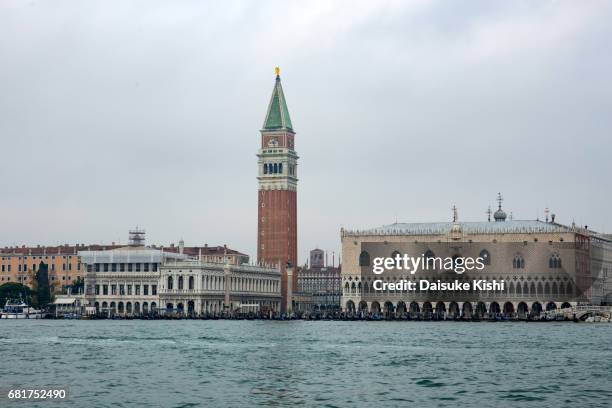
0, 282, 34, 307
35, 262, 51, 307
65, 277, 84, 295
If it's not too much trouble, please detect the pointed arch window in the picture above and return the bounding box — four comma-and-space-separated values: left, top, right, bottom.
359, 250, 370, 267
558, 282, 565, 295
513, 255, 525, 269
549, 253, 562, 269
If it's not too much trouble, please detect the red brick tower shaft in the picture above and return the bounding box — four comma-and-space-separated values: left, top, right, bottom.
257, 68, 298, 312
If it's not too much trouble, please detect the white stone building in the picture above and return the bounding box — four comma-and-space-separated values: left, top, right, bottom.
81, 246, 187, 315
159, 259, 282, 315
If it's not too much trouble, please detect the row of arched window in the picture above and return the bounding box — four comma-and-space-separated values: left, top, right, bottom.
263, 163, 283, 174
343, 278, 574, 297
167, 275, 194, 290
95, 301, 156, 314
166, 275, 278, 293
359, 250, 562, 270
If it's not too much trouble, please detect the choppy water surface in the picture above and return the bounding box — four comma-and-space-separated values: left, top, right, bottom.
1, 321, 610, 407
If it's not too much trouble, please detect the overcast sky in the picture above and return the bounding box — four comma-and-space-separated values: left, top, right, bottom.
1, 1, 611, 264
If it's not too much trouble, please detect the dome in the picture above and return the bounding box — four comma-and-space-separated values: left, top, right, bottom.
494, 208, 507, 222
493, 193, 507, 222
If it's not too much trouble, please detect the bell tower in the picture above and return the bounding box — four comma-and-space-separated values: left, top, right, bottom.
257, 67, 298, 313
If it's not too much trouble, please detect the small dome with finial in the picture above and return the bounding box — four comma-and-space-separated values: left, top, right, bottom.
494, 192, 507, 222
494, 208, 507, 222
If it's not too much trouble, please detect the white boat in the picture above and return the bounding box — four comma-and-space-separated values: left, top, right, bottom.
1, 299, 44, 319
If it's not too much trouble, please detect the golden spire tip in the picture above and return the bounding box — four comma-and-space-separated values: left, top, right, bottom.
274, 66, 280, 77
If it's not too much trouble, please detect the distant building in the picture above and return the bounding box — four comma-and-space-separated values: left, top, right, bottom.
159, 259, 281, 315
341, 195, 612, 317
0, 243, 123, 289
296, 249, 342, 312
310, 248, 325, 268
81, 246, 187, 315
173, 243, 250, 265
0, 231, 248, 293
51, 295, 84, 317
77, 230, 278, 316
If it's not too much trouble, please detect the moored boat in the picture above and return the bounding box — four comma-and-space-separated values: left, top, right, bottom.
1, 299, 44, 319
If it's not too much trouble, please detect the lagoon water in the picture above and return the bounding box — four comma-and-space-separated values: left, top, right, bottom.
1, 321, 611, 407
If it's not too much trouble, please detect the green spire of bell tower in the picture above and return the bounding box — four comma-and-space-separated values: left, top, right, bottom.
263, 67, 293, 131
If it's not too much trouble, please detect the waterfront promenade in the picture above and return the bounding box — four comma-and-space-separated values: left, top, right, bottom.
34, 304, 612, 322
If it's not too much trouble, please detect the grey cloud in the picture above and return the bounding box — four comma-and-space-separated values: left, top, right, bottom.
0, 0, 610, 263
